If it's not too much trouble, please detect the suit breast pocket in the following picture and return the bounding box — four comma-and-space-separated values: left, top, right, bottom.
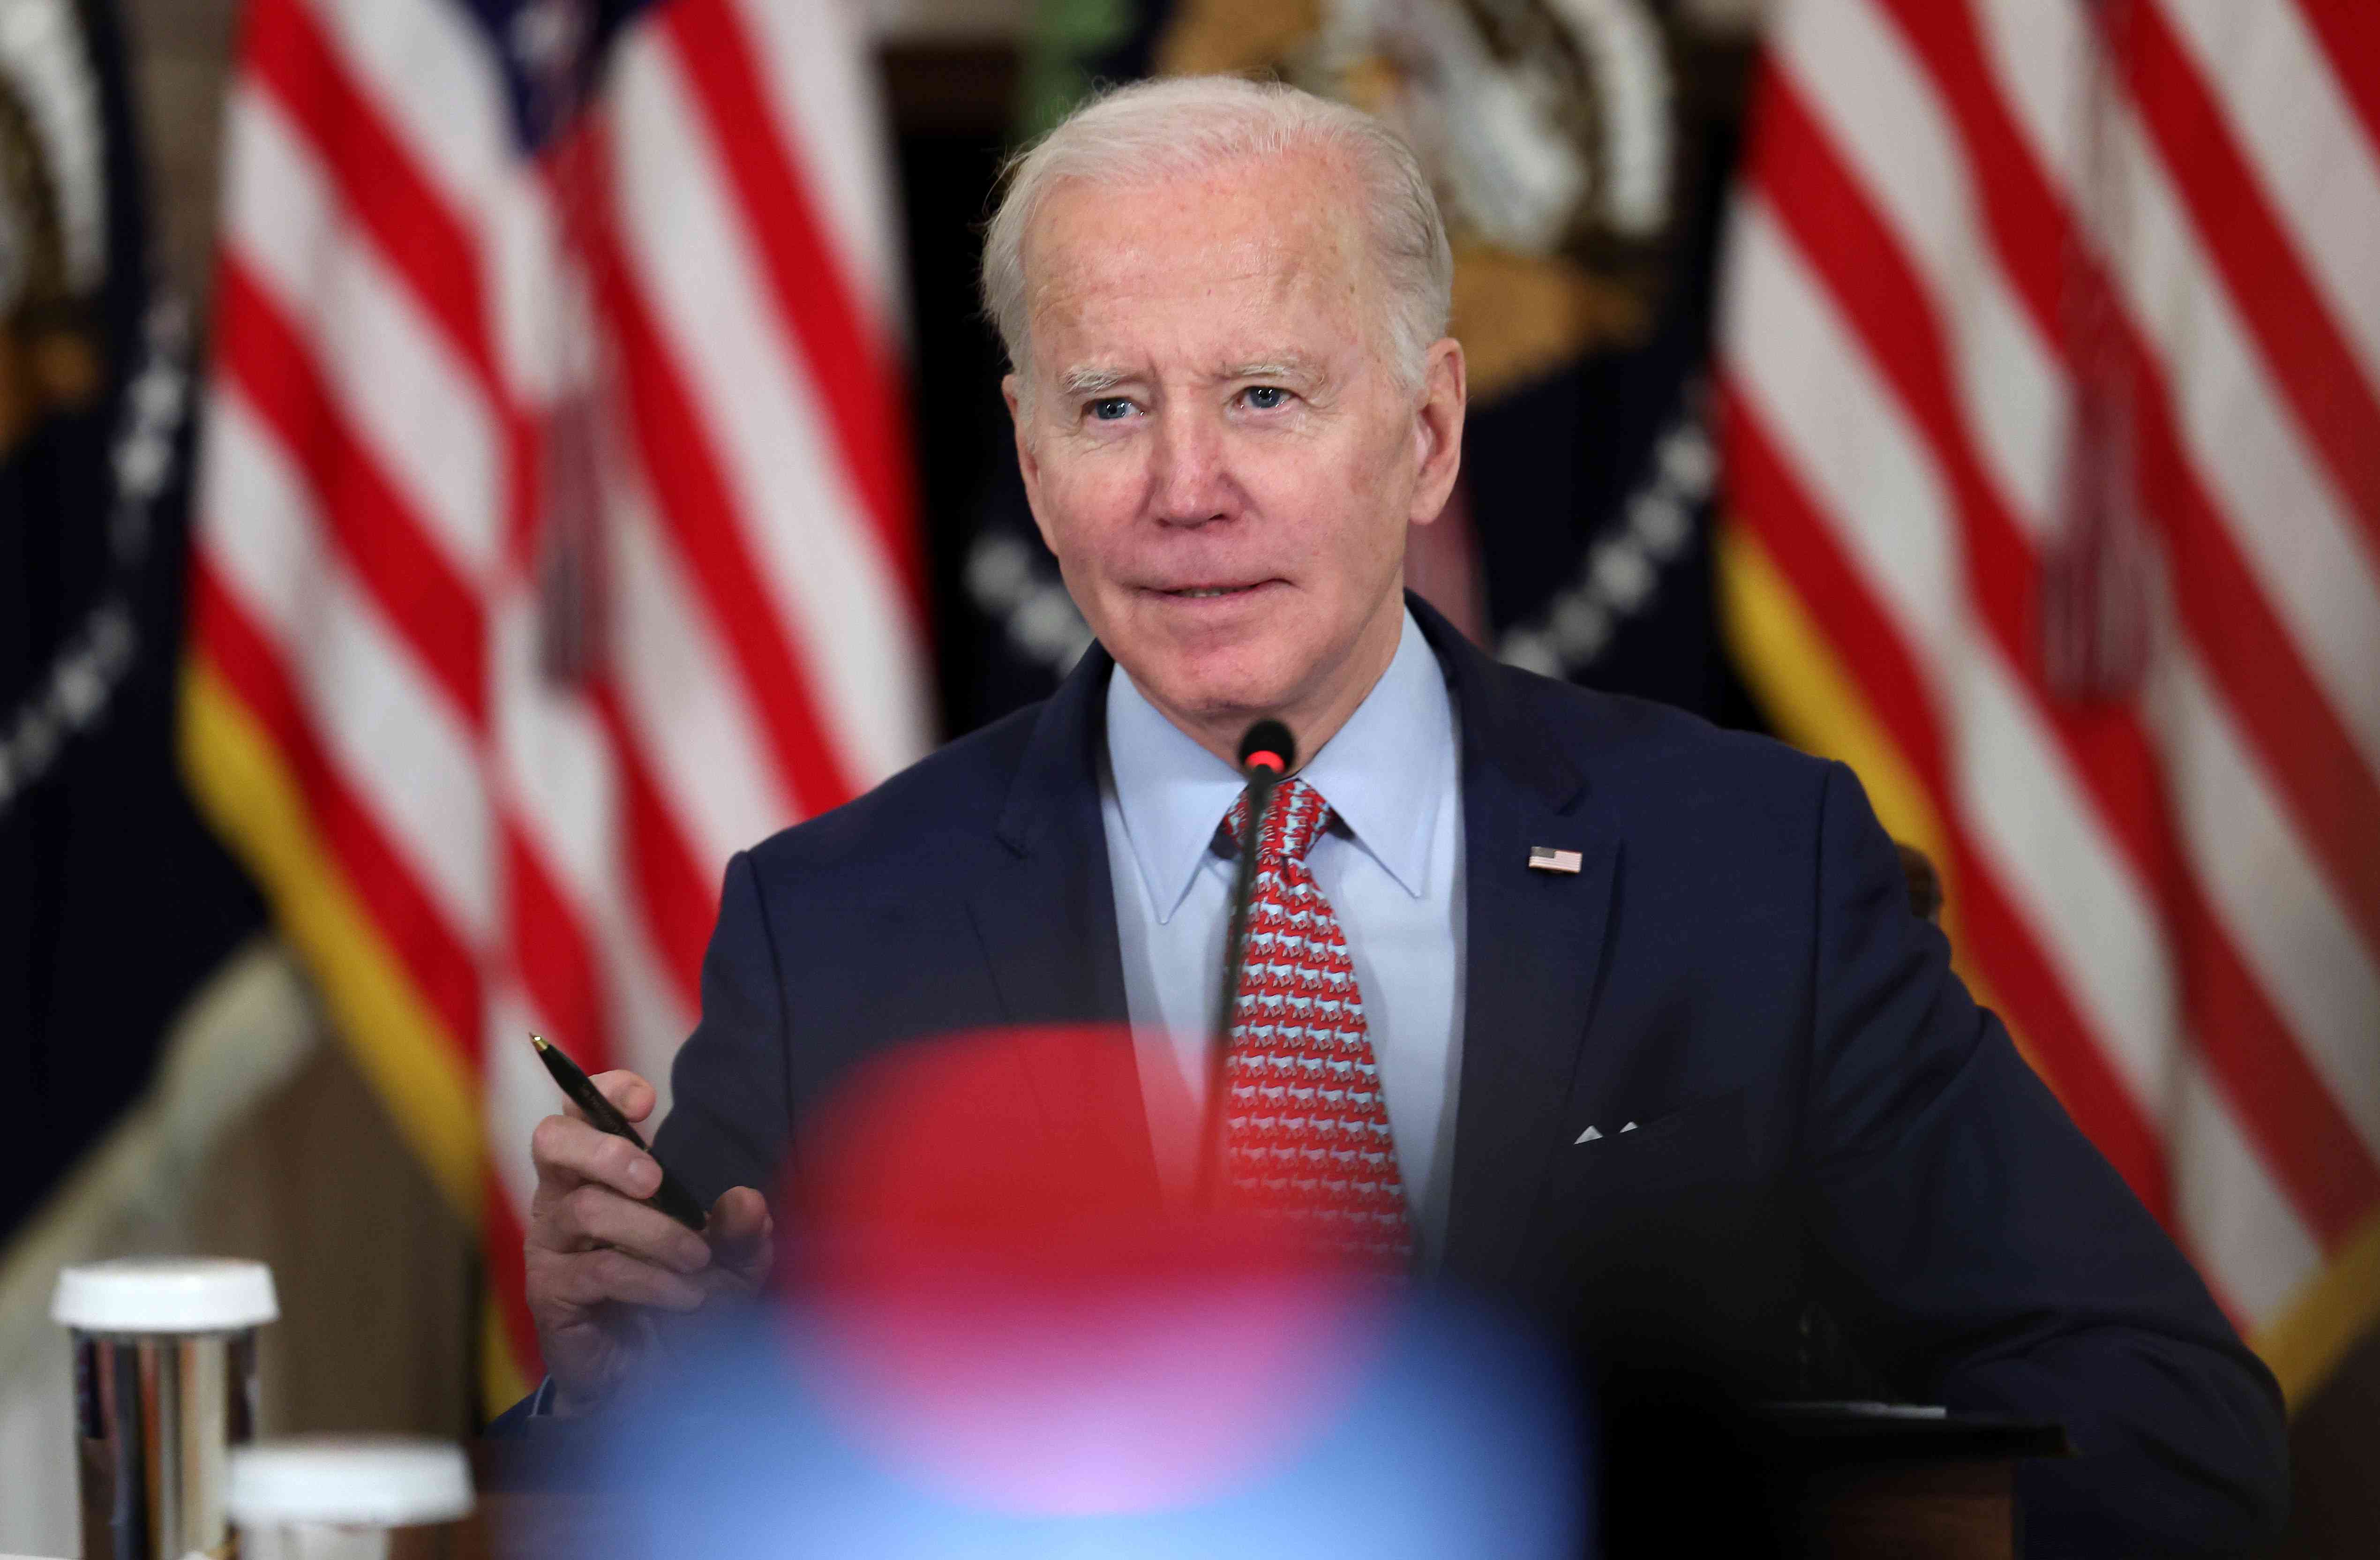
1554, 1091, 1750, 1201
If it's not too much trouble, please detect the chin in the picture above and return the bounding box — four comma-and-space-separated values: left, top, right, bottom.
1134, 652, 1306, 732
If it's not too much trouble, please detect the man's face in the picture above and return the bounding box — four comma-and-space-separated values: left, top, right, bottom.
1004, 148, 1464, 760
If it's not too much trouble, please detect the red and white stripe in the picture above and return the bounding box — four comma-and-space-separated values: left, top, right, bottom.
190, 0, 928, 1381
1720, 0, 2380, 1336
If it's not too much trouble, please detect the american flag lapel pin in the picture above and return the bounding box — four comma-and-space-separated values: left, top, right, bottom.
1528, 845, 1584, 874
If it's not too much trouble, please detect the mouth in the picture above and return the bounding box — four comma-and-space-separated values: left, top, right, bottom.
1148, 581, 1273, 600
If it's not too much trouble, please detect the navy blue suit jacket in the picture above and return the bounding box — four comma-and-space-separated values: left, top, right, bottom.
625, 598, 2282, 1552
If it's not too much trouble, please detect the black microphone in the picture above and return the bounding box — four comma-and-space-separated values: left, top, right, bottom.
1199, 719, 1297, 1208
1236, 719, 1294, 779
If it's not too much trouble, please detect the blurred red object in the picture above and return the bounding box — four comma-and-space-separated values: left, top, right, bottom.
774, 1025, 1396, 1516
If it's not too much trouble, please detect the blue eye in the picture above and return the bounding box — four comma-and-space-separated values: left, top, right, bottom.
1089, 397, 1134, 421
1244, 386, 1287, 410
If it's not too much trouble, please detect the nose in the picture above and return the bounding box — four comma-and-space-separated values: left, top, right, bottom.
1149, 402, 1231, 528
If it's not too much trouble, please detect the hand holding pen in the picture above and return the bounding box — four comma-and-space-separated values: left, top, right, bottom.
521, 1036, 773, 1417
531, 1034, 709, 1229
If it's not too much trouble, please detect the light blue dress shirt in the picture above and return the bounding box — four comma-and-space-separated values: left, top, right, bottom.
1098, 609, 1467, 1260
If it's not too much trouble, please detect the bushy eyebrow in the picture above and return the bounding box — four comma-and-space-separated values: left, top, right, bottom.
1053, 356, 1323, 396
1224, 358, 1316, 383
1059, 365, 1133, 396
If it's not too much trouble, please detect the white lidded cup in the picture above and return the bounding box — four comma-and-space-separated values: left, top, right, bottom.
52, 1257, 278, 1560
227, 1438, 474, 1560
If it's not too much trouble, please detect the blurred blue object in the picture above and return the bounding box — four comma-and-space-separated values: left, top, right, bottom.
596, 1287, 1589, 1559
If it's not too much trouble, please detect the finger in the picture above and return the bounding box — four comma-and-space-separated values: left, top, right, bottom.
706, 1186, 771, 1244
694, 1260, 766, 1304
593, 1069, 656, 1123
542, 1184, 715, 1272
558, 1069, 656, 1127
542, 1248, 707, 1314
529, 1114, 664, 1202
706, 1186, 774, 1282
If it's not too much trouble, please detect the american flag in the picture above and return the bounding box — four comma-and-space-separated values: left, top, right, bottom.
1719, 0, 2379, 1404
181, 0, 930, 1404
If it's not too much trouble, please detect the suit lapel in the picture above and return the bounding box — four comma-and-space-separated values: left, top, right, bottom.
967, 645, 1158, 1202
1412, 600, 1622, 1287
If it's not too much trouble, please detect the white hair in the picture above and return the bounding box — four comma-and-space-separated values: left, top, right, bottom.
982, 76, 1454, 397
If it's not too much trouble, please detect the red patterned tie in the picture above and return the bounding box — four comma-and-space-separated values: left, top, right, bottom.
1218, 777, 1415, 1272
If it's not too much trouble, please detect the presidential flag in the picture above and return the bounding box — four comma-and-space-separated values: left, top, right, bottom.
1719, 0, 2380, 1407
183, 0, 931, 1406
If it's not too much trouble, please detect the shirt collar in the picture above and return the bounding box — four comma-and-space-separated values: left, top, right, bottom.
1105, 609, 1453, 922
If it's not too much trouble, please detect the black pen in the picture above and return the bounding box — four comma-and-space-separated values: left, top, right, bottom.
530, 1034, 709, 1231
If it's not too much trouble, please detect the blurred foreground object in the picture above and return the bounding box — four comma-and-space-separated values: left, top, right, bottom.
179, 0, 932, 1410
1716, 0, 2380, 1422
590, 1025, 1588, 1558
594, 1300, 1583, 1559
228, 1435, 473, 1560
51, 1257, 278, 1560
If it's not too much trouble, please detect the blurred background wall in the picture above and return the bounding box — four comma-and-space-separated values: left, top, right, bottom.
4, 0, 2373, 1553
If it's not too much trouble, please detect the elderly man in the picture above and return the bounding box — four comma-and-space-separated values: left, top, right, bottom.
511, 77, 2286, 1553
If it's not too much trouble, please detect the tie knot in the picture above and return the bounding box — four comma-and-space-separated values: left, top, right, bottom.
1224, 775, 1332, 862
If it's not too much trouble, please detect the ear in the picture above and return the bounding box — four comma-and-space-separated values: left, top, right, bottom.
1004, 374, 1061, 555
1406, 337, 1467, 529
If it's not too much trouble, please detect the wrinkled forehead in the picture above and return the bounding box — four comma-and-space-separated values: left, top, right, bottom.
1018, 150, 1381, 364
